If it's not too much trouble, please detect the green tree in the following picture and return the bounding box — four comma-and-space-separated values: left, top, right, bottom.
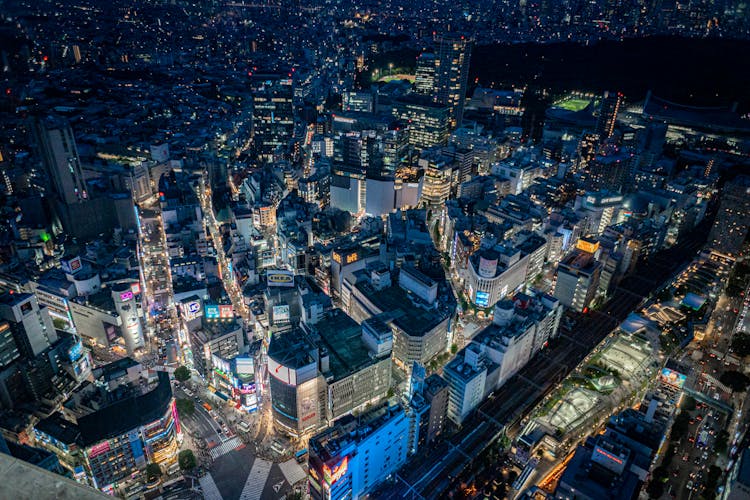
146, 463, 162, 481
178, 450, 197, 471
731, 332, 750, 358
174, 365, 191, 382
720, 370, 750, 392
176, 398, 195, 416
451, 343, 458, 354
681, 395, 697, 411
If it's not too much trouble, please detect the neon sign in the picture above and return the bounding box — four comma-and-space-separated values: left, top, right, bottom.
323, 456, 348, 485
119, 291, 134, 302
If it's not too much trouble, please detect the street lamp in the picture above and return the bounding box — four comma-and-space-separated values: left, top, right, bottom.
388, 62, 394, 77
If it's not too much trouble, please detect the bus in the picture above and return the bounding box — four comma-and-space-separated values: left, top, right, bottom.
295, 448, 308, 463
697, 430, 709, 448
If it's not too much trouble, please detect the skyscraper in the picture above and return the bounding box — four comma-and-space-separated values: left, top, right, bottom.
414, 52, 437, 96
250, 72, 295, 162
433, 33, 473, 130
31, 116, 88, 205
595, 91, 623, 140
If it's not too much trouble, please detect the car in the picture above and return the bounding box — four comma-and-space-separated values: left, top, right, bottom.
687, 481, 694, 490
216, 428, 223, 434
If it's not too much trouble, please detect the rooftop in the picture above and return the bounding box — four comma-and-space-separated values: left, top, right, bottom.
0, 452, 108, 499
355, 281, 448, 336
309, 309, 375, 381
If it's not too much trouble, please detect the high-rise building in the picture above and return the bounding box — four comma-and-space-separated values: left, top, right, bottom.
708, 175, 750, 256
414, 52, 437, 96
0, 292, 57, 360
308, 403, 410, 500
110, 283, 144, 355
30, 116, 88, 206
391, 95, 449, 150
250, 72, 295, 162
433, 33, 473, 129
595, 91, 623, 140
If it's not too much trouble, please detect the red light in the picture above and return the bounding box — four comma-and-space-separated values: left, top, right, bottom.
42, 55, 48, 62
583, 307, 589, 314
4, 88, 10, 95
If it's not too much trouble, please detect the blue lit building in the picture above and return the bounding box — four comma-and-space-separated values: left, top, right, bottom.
308, 403, 410, 500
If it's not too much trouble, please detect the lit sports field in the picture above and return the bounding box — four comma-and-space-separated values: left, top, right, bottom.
552, 96, 593, 111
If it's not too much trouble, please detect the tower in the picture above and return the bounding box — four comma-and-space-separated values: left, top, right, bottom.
433, 33, 473, 130
595, 91, 623, 141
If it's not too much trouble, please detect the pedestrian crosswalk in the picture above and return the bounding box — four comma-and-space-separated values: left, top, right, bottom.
210, 436, 242, 459
239, 458, 273, 500
199, 474, 223, 500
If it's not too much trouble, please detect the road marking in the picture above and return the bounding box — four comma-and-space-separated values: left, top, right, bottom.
239, 458, 272, 500
210, 436, 242, 459
199, 474, 223, 500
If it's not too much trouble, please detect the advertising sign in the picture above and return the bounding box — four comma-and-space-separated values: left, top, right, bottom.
130, 283, 141, 295
475, 291, 490, 307
323, 456, 349, 486
219, 304, 234, 319
119, 291, 134, 302
182, 299, 202, 320
205, 305, 220, 319
273, 304, 290, 323
267, 269, 295, 288
88, 441, 110, 459
660, 367, 687, 388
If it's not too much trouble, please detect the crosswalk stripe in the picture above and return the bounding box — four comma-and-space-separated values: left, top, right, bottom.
199, 474, 223, 500
210, 436, 242, 459
239, 458, 272, 500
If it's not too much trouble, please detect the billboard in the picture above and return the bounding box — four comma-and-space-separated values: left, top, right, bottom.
62, 256, 83, 275
182, 300, 202, 320
475, 291, 490, 308
267, 269, 295, 288
205, 305, 220, 319
660, 368, 687, 388
323, 456, 349, 486
119, 291, 134, 302
88, 441, 110, 459
273, 304, 290, 323
131, 283, 141, 295
219, 304, 234, 319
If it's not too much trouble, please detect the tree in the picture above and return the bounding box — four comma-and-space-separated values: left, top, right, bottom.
176, 398, 195, 416
731, 332, 750, 358
174, 365, 191, 382
451, 343, 458, 354
146, 463, 162, 481
178, 450, 197, 471
681, 395, 696, 411
720, 370, 750, 392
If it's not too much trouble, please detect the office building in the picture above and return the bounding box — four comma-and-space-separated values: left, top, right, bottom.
709, 175, 750, 256
251, 72, 295, 162
595, 91, 623, 140
390, 95, 449, 150
30, 116, 88, 206
433, 33, 473, 129
722, 447, 750, 500
308, 403, 410, 500
554, 239, 603, 312
414, 52, 437, 96
0, 291, 57, 360
189, 317, 245, 378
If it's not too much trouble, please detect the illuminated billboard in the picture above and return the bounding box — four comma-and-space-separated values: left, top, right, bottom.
323, 456, 349, 486
475, 291, 490, 307
660, 368, 686, 388
131, 283, 141, 295
219, 304, 234, 319
205, 305, 220, 319
119, 291, 134, 302
181, 299, 202, 320
267, 269, 295, 288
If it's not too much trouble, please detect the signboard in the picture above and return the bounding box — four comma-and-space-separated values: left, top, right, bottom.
660, 367, 686, 388
475, 291, 490, 308
130, 283, 141, 295
576, 239, 600, 254
119, 291, 134, 302
62, 256, 83, 275
205, 305, 220, 319
88, 441, 110, 459
219, 304, 234, 319
323, 456, 349, 486
273, 304, 290, 323
267, 269, 295, 288
182, 300, 202, 320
